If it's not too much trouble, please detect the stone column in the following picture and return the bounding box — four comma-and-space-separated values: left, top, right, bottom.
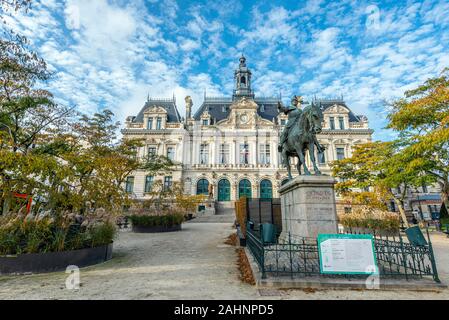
279, 175, 338, 239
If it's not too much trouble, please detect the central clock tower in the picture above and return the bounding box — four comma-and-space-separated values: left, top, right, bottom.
232, 55, 254, 100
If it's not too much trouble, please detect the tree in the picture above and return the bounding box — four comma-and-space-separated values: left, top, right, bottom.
0, 3, 75, 214
1, 1, 32, 13
173, 183, 207, 215
331, 141, 432, 227
387, 68, 449, 211
66, 109, 175, 213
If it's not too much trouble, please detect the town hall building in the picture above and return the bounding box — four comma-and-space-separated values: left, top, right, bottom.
122, 56, 374, 211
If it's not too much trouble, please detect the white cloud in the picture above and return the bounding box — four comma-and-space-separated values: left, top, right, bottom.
3, 0, 448, 142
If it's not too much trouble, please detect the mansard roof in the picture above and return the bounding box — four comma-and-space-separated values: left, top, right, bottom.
131, 97, 182, 123
314, 98, 363, 122
193, 96, 281, 124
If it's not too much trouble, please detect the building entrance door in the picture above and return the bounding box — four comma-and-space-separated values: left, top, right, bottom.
238, 179, 252, 199
218, 179, 231, 201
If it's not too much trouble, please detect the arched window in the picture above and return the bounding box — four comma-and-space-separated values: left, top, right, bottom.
260, 180, 273, 199
196, 179, 209, 195
238, 179, 252, 199
218, 179, 231, 201
240, 76, 246, 85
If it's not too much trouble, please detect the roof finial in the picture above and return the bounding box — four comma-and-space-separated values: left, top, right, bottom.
239, 54, 246, 67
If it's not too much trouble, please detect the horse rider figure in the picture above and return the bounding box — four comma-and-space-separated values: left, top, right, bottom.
278, 95, 303, 152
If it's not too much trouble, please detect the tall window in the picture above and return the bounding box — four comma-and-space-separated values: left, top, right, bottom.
125, 176, 134, 194
147, 117, 153, 129
240, 143, 249, 164
422, 184, 428, 193
219, 144, 229, 164
167, 147, 175, 161
339, 117, 345, 129
318, 151, 326, 164
336, 147, 345, 160
428, 205, 438, 214
329, 117, 335, 130
156, 117, 162, 129
164, 176, 172, 191
148, 146, 157, 157
259, 144, 270, 164
144, 176, 154, 193
200, 144, 209, 164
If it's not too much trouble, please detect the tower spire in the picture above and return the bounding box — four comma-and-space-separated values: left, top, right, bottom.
233, 55, 254, 101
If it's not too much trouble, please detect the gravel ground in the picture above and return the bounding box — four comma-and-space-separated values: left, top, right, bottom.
0, 219, 448, 300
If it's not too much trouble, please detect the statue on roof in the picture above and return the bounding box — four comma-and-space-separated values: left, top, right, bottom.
185, 96, 192, 119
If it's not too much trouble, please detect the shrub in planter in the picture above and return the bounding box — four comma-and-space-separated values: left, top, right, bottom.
127, 211, 184, 232
127, 214, 184, 227
339, 206, 400, 234
0, 210, 117, 256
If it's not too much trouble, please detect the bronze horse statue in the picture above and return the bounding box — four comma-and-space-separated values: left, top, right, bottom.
280, 102, 325, 179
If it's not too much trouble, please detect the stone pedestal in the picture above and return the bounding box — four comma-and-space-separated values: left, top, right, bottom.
279, 175, 338, 239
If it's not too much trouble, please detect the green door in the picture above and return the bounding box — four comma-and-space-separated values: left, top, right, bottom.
218, 179, 231, 201
238, 179, 252, 199
260, 179, 273, 199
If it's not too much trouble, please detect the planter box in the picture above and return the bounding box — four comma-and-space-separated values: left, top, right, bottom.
132, 224, 182, 233
343, 227, 398, 237
0, 243, 113, 275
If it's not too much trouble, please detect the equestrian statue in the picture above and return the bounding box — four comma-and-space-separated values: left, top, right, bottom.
278, 96, 325, 179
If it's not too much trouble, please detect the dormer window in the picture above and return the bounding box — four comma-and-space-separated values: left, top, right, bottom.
156, 117, 162, 129
260, 105, 265, 112
147, 117, 153, 129
200, 110, 211, 127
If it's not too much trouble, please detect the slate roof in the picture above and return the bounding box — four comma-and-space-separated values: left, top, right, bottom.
131, 98, 182, 123
314, 99, 362, 122
129, 96, 366, 126
193, 97, 281, 124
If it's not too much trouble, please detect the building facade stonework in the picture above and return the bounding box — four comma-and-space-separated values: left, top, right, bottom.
121, 57, 374, 209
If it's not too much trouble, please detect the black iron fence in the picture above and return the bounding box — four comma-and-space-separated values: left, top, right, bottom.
246, 222, 440, 283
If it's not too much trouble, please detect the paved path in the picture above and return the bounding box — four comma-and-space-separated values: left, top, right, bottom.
0, 221, 256, 299
188, 212, 235, 223
1, 217, 449, 299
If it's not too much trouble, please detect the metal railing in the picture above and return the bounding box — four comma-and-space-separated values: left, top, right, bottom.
246, 223, 440, 283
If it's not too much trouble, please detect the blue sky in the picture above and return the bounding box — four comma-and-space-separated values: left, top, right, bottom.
2, 0, 449, 140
